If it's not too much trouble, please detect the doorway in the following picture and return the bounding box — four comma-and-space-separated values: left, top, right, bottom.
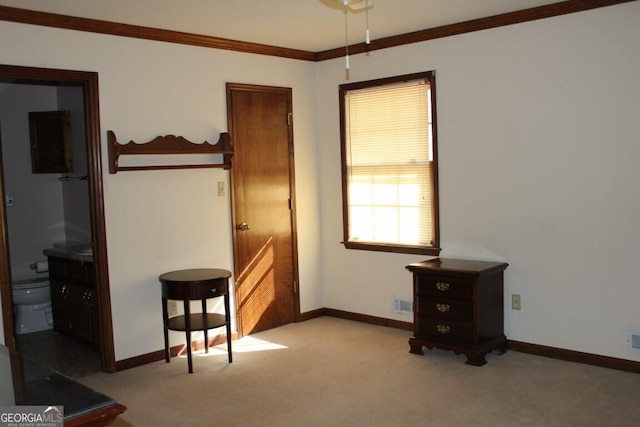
0, 64, 115, 373
226, 83, 300, 336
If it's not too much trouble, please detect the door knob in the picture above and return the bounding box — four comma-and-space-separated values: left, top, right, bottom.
236, 222, 250, 231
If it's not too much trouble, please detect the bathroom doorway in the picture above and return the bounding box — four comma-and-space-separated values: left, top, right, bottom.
0, 64, 115, 374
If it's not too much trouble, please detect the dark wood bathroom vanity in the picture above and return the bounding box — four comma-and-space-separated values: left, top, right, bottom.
44, 247, 98, 345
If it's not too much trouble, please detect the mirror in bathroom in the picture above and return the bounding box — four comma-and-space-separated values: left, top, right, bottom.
28, 110, 74, 174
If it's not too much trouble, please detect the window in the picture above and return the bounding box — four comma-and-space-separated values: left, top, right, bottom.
339, 71, 440, 255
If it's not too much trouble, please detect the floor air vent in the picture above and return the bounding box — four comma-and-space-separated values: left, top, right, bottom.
393, 298, 412, 314
628, 331, 640, 352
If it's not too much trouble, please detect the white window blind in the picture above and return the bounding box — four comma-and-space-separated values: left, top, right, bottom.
344, 78, 434, 247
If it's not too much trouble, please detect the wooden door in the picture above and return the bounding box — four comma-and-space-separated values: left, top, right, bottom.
226, 83, 299, 336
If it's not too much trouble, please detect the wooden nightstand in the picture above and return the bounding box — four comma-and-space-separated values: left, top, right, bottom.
406, 258, 508, 366
159, 268, 233, 373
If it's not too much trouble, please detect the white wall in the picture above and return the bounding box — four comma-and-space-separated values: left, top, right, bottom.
58, 85, 92, 245
0, 83, 66, 279
1, 2, 638, 364
316, 2, 640, 361
0, 22, 322, 360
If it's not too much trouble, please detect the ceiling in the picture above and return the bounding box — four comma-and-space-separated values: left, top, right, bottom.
0, 0, 564, 52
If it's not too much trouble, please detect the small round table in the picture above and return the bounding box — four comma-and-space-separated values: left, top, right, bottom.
159, 268, 233, 373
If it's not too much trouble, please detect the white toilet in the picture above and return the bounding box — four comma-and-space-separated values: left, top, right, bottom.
12, 277, 53, 335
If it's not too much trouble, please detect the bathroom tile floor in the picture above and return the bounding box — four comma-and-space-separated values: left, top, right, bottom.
15, 329, 101, 379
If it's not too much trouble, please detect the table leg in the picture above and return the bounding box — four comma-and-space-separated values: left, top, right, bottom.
162, 297, 170, 363
184, 299, 193, 374
224, 291, 233, 363
202, 299, 209, 353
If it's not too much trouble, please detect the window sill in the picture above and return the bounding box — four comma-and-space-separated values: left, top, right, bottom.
342, 241, 441, 256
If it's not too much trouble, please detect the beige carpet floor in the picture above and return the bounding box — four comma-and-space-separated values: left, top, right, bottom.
79, 317, 640, 427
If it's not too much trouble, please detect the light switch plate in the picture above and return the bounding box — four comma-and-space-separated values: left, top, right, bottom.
512, 294, 521, 310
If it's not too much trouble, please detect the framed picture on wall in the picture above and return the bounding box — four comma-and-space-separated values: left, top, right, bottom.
28, 110, 73, 174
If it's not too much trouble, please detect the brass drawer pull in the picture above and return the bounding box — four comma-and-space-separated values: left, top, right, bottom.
436, 303, 450, 313
436, 324, 450, 334
435, 282, 450, 292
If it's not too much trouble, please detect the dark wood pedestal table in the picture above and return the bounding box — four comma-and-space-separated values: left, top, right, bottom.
159, 268, 233, 373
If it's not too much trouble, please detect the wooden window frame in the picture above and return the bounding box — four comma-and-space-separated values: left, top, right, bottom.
339, 71, 441, 256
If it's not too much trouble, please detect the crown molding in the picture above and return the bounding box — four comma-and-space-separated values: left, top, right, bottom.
0, 0, 635, 62
0, 5, 316, 61
315, 0, 637, 60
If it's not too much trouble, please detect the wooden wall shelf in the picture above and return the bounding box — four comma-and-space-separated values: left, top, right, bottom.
107, 130, 233, 174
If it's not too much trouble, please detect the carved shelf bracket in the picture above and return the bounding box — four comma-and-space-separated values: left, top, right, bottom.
107, 130, 233, 174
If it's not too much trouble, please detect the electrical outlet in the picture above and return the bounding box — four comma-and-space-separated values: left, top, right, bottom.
168, 301, 178, 317
512, 294, 521, 310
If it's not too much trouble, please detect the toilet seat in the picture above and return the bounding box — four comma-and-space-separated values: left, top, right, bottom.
12, 279, 50, 290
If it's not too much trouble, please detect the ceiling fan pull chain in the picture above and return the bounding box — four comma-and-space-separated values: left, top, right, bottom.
365, 0, 371, 44
344, 0, 350, 69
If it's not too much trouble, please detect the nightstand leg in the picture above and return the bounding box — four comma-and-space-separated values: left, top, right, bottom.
464, 352, 488, 366
497, 341, 508, 355
185, 330, 193, 373
408, 338, 424, 355
224, 291, 233, 363
162, 297, 170, 363
184, 299, 193, 374
202, 299, 209, 353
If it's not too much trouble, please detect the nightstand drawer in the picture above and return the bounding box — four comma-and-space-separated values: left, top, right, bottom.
416, 275, 472, 300
420, 319, 473, 344
162, 280, 228, 300
419, 297, 472, 322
